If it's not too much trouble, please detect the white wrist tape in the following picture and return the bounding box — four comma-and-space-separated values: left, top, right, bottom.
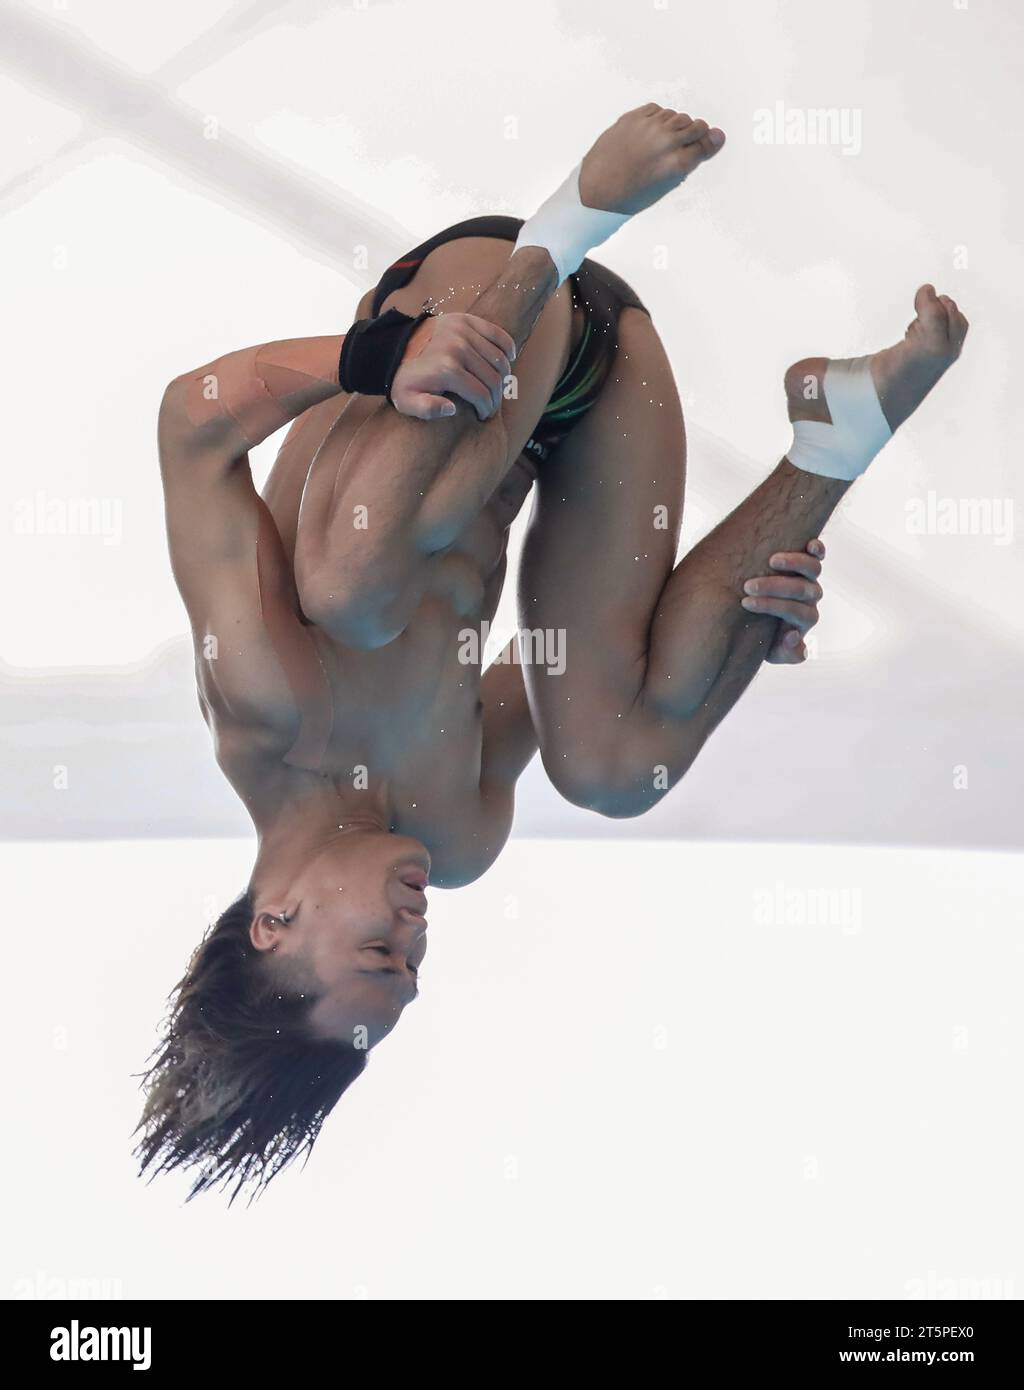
786, 356, 892, 482
514, 162, 631, 285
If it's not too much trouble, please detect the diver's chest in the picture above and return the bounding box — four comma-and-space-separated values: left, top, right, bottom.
322, 615, 486, 753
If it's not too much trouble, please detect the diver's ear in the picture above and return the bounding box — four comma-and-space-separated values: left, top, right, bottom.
249, 908, 294, 952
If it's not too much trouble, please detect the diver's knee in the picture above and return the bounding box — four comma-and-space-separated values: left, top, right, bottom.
544, 744, 664, 820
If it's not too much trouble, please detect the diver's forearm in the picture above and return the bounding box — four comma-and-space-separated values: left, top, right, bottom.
646, 460, 849, 718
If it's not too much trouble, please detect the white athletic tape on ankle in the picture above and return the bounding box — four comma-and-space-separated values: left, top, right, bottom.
787, 357, 892, 482
514, 162, 631, 285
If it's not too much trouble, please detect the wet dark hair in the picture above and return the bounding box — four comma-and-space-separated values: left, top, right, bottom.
134, 892, 366, 1202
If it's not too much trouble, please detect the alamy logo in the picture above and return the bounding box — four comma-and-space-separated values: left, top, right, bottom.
457, 620, 566, 675
11, 490, 123, 545
753, 881, 862, 932
904, 1271, 1014, 1300
50, 1320, 151, 1371
905, 491, 1014, 545
753, 101, 862, 156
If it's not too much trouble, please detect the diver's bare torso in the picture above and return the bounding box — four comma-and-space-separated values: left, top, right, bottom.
192, 235, 585, 887
199, 463, 535, 886
198, 289, 554, 887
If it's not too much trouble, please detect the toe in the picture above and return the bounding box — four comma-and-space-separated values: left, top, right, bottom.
678, 117, 709, 146
945, 300, 969, 352
938, 294, 961, 338
913, 283, 950, 338
914, 283, 940, 318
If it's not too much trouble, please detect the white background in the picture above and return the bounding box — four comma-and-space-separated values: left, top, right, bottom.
6, 836, 1021, 1300
1, 0, 1020, 1299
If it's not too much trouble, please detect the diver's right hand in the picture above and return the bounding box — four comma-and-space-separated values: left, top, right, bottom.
391, 312, 516, 422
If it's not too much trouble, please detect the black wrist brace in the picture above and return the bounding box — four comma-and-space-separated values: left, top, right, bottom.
337, 307, 433, 401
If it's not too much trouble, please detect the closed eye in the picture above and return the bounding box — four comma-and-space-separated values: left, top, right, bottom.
363, 944, 419, 987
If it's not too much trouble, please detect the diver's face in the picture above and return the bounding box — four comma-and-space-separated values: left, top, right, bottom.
257, 831, 430, 1047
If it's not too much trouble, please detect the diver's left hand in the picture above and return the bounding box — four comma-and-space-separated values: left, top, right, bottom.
741, 538, 826, 665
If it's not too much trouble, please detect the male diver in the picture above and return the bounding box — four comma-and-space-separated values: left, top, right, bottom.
140, 103, 968, 1198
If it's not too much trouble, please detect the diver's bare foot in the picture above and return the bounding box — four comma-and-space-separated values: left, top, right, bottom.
578, 102, 726, 216
785, 285, 970, 432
